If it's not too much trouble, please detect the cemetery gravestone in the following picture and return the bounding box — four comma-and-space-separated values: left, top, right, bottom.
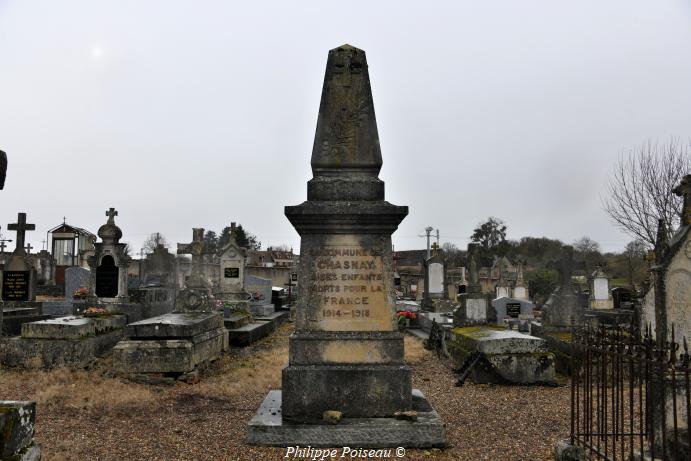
87, 208, 129, 303
588, 266, 612, 310
245, 275, 274, 316
217, 226, 248, 308
176, 228, 215, 312
454, 243, 492, 325
492, 296, 535, 324
248, 44, 445, 448
2, 213, 36, 302
513, 262, 529, 300
542, 246, 585, 331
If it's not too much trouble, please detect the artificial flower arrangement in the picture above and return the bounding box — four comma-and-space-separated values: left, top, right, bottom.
83, 306, 108, 317
396, 310, 417, 328
73, 287, 89, 299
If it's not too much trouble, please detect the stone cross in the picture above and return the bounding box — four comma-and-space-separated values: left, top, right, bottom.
673, 174, 691, 226
548, 245, 586, 294
106, 207, 118, 223
24, 243, 33, 254
8, 212, 35, 254
177, 228, 212, 288
0, 240, 8, 252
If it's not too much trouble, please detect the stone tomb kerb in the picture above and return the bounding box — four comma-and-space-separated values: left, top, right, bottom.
249, 45, 446, 448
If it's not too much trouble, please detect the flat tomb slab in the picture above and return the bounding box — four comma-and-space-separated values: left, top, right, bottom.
452, 327, 547, 354
2, 307, 40, 317
126, 312, 223, 339
1, 314, 51, 337
254, 311, 290, 328
228, 321, 273, 347
0, 329, 124, 368
224, 313, 251, 329
448, 327, 555, 384
247, 390, 446, 448
249, 303, 275, 317
22, 316, 93, 339
113, 327, 227, 374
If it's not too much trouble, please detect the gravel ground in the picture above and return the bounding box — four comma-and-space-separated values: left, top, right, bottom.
1, 325, 571, 461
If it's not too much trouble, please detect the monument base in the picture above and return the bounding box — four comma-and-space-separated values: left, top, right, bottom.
282, 364, 412, 420
247, 389, 447, 448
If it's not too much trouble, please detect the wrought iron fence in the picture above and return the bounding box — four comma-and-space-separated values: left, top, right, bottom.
570, 324, 690, 460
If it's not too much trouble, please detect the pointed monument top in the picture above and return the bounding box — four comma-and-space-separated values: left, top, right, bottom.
311, 44, 382, 177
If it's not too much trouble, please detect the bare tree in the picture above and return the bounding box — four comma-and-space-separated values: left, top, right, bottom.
603, 138, 691, 246
573, 236, 602, 273
142, 232, 169, 254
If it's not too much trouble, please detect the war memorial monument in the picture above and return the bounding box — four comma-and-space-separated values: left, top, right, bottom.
247, 44, 446, 447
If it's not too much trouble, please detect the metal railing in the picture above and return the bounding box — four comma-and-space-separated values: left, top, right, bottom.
570, 324, 690, 460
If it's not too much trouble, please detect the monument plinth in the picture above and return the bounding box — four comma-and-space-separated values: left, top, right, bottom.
249, 45, 446, 447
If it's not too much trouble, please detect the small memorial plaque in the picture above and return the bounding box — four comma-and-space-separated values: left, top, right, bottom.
291, 273, 298, 282
224, 267, 240, 278
2, 271, 30, 301
506, 302, 521, 318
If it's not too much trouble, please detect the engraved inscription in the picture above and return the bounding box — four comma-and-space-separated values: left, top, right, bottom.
2, 271, 30, 301
309, 244, 390, 331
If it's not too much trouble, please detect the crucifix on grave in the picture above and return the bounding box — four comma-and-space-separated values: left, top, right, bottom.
177, 228, 213, 289
547, 245, 586, 295
24, 243, 33, 255
0, 238, 11, 253
105, 207, 118, 224
3, 213, 36, 302
8, 212, 35, 256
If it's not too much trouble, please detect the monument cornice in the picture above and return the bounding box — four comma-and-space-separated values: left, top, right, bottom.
285, 200, 408, 234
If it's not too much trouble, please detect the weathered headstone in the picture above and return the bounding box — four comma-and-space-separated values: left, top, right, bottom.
542, 246, 585, 331
454, 243, 492, 325
588, 266, 612, 310
2, 213, 37, 302
248, 44, 445, 448
64, 266, 90, 301
87, 208, 129, 303
492, 296, 535, 324
217, 224, 247, 307
513, 262, 529, 300
0, 401, 41, 460
422, 246, 445, 311
176, 228, 215, 312
495, 273, 510, 299
245, 275, 274, 316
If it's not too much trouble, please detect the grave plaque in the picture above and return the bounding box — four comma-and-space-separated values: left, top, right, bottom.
2, 271, 30, 301
506, 302, 521, 318
224, 267, 239, 278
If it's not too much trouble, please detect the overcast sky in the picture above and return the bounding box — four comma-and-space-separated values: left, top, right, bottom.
1, 0, 690, 256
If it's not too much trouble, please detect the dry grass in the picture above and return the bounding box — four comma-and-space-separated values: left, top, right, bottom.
1, 364, 156, 416
192, 339, 288, 399
1, 323, 571, 460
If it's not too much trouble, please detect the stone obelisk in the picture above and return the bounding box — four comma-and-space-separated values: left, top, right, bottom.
283, 44, 409, 420
249, 44, 445, 448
